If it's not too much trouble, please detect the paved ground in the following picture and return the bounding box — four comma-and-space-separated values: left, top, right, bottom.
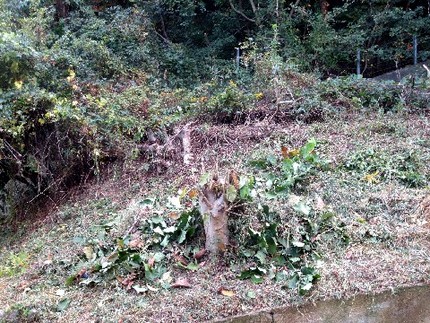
373, 60, 430, 82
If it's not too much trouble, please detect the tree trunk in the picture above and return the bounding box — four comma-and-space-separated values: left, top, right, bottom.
55, 0, 69, 19
199, 177, 229, 255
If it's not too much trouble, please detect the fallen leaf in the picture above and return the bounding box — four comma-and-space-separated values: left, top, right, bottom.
281, 146, 289, 158
83, 246, 95, 261
194, 248, 206, 260
199, 261, 206, 267
147, 285, 159, 292
129, 238, 144, 249
56, 289, 66, 297
118, 273, 136, 290
148, 257, 155, 268
76, 268, 88, 279
132, 285, 147, 294
168, 212, 180, 220
188, 189, 199, 199
218, 287, 235, 297
57, 298, 71, 312
229, 170, 240, 189
171, 277, 192, 288
315, 195, 325, 211
363, 170, 380, 184
173, 253, 188, 266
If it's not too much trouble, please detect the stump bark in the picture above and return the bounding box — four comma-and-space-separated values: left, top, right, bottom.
199, 177, 229, 255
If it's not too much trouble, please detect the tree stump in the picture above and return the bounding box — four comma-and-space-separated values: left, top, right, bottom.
199, 176, 229, 255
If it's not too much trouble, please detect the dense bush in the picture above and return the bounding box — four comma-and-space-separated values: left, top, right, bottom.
1, 0, 430, 221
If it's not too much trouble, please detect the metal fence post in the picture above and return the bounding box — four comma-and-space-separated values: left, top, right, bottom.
356, 49, 361, 78
236, 47, 240, 72
413, 35, 418, 65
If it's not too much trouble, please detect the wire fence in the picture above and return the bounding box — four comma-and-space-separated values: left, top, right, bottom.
235, 35, 430, 80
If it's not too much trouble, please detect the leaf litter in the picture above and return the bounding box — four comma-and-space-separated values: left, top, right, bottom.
0, 111, 429, 322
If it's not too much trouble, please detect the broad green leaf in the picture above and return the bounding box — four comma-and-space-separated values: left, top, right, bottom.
250, 159, 269, 169
251, 274, 263, 284
199, 173, 211, 186
140, 198, 155, 206
242, 249, 253, 257
240, 185, 250, 199
267, 237, 277, 255
153, 252, 165, 262
275, 270, 288, 282
150, 216, 166, 225
288, 274, 299, 289
177, 229, 187, 244
292, 241, 305, 248
168, 196, 181, 208
246, 291, 256, 298
57, 298, 71, 312
225, 184, 237, 202
255, 250, 267, 264
300, 283, 314, 295
293, 202, 311, 216
153, 226, 165, 235
300, 138, 316, 158
164, 226, 176, 233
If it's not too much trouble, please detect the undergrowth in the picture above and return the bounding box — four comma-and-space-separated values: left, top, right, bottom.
62, 139, 349, 297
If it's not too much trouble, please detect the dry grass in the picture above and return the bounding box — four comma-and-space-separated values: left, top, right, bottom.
0, 110, 429, 322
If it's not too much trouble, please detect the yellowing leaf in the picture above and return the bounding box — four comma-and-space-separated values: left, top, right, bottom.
218, 288, 235, 297
282, 146, 300, 158
255, 92, 264, 100
14, 80, 23, 89
83, 246, 95, 261
363, 171, 379, 184
225, 184, 237, 203
66, 68, 76, 82
281, 146, 289, 158
288, 148, 300, 158
188, 189, 199, 199
168, 212, 180, 220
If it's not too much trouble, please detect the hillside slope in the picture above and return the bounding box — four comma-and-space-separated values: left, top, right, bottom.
1, 107, 429, 322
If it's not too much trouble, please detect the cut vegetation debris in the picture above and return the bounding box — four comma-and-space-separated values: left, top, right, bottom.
1, 109, 429, 322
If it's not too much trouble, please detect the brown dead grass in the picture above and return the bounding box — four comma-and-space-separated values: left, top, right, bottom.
0, 109, 429, 322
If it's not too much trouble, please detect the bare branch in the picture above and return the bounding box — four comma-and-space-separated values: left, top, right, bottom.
289, 0, 300, 18
229, 0, 255, 23
248, 0, 257, 13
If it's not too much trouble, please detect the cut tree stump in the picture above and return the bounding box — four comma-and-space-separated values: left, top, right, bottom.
199, 176, 229, 255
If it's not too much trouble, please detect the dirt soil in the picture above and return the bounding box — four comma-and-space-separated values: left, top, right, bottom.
0, 109, 429, 322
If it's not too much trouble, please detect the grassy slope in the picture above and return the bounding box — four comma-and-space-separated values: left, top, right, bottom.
0, 109, 429, 322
